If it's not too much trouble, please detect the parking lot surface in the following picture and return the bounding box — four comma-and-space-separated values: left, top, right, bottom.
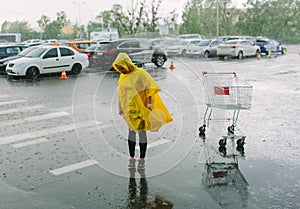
0, 45, 299, 208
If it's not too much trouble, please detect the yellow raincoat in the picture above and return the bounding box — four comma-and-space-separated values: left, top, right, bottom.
113, 53, 173, 132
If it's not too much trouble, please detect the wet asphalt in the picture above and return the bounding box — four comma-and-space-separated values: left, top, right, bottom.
0, 45, 300, 209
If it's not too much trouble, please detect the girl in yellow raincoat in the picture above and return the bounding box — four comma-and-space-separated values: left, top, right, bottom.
112, 52, 173, 169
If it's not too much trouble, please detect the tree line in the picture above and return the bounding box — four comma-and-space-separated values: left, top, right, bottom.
1, 0, 299, 43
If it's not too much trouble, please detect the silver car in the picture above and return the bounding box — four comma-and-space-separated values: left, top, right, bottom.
186, 39, 224, 58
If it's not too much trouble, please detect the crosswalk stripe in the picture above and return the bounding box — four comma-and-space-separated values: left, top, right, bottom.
12, 138, 49, 148
49, 159, 98, 175
0, 121, 112, 145
0, 111, 70, 127
0, 121, 93, 145
0, 100, 27, 106
95, 121, 114, 129
0, 105, 45, 115
0, 95, 11, 99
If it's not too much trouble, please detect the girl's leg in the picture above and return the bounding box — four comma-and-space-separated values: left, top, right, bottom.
128, 129, 136, 158
138, 131, 147, 159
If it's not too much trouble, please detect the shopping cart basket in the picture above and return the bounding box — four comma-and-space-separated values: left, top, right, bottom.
199, 72, 253, 147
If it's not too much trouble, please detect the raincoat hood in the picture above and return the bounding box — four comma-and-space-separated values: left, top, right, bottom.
112, 52, 137, 74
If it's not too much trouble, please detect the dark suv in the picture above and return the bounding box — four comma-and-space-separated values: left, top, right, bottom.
93, 38, 167, 70
0, 44, 27, 59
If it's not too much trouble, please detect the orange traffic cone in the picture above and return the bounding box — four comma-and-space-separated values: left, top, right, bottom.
60, 69, 68, 80
257, 53, 261, 60
169, 61, 175, 70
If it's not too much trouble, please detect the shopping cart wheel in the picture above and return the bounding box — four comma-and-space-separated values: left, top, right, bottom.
199, 125, 206, 138
219, 145, 227, 156
237, 137, 245, 146
237, 145, 245, 156
219, 138, 227, 146
227, 125, 234, 135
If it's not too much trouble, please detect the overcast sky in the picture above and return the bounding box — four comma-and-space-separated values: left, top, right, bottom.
1, 0, 244, 30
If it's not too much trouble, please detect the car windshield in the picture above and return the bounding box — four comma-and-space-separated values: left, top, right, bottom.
198, 40, 210, 46
86, 44, 98, 50
256, 40, 268, 43
96, 43, 112, 51
176, 40, 189, 46
179, 35, 199, 39
224, 40, 239, 44
18, 47, 38, 56
25, 48, 48, 57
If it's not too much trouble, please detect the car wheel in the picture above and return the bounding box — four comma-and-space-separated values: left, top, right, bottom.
204, 51, 210, 58
282, 48, 287, 54
181, 50, 187, 56
71, 63, 82, 75
26, 67, 40, 79
154, 55, 166, 67
237, 51, 243, 59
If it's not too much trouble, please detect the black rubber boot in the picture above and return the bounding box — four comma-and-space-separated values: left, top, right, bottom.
139, 143, 147, 159
128, 140, 136, 158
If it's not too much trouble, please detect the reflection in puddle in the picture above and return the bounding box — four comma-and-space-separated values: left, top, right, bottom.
124, 168, 174, 209
202, 138, 249, 209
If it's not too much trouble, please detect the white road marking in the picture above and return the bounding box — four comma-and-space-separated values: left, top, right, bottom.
0, 100, 27, 106
0, 105, 45, 115
136, 138, 171, 150
0, 95, 11, 99
49, 159, 98, 175
264, 64, 289, 69
0, 111, 70, 127
12, 138, 49, 148
0, 121, 93, 145
0, 121, 113, 145
95, 121, 114, 129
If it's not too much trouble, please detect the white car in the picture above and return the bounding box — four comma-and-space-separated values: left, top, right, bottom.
186, 39, 224, 58
217, 40, 260, 59
166, 39, 202, 56
6, 45, 89, 79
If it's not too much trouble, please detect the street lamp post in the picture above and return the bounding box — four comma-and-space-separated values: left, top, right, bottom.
72, 1, 86, 39
216, 0, 219, 39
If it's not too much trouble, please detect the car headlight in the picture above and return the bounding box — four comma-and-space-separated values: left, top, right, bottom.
15, 62, 26, 68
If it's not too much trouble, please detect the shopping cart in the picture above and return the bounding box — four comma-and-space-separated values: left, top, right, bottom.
198, 71, 253, 148
201, 135, 249, 208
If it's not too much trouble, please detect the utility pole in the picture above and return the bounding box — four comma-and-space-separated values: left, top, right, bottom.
216, 0, 219, 39
72, 1, 86, 39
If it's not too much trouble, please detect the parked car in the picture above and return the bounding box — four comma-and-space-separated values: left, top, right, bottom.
225, 36, 256, 44
64, 40, 97, 52
0, 46, 38, 74
166, 39, 203, 56
178, 34, 206, 40
81, 42, 111, 67
216, 36, 232, 42
0, 44, 28, 60
6, 45, 89, 79
149, 37, 182, 50
93, 38, 167, 70
186, 39, 224, 58
22, 39, 46, 47
217, 40, 260, 59
255, 37, 287, 55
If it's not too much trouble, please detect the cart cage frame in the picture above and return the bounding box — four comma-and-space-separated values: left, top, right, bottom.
202, 72, 253, 110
